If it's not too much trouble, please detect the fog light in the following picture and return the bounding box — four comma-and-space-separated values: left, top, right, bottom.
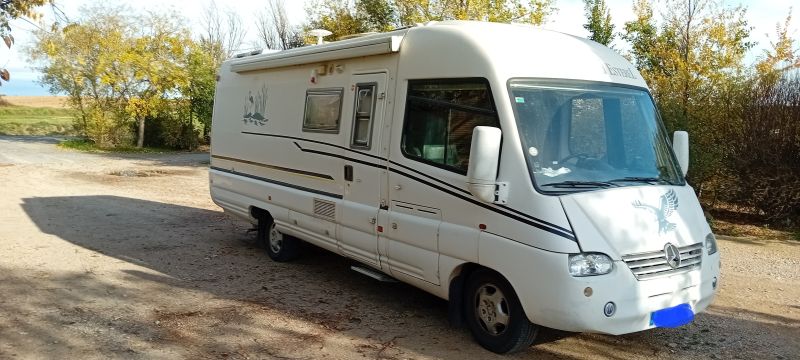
604, 302, 616, 317
712, 276, 718, 289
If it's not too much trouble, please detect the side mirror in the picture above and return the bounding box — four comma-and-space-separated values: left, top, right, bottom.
467, 126, 502, 203
673, 131, 689, 176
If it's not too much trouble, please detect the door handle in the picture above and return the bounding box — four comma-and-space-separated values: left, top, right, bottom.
344, 165, 353, 181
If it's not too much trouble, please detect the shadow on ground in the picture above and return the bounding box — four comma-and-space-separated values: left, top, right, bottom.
12, 195, 799, 359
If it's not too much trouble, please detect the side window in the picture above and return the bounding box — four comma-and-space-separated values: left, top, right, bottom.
303, 88, 343, 133
569, 98, 607, 157
350, 84, 376, 148
401, 79, 499, 174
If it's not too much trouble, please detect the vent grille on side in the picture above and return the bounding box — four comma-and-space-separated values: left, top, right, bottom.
313, 198, 336, 219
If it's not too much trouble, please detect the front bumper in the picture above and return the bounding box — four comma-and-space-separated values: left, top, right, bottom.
520, 251, 720, 334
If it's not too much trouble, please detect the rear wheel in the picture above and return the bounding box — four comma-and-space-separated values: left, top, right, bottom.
464, 269, 538, 354
257, 216, 300, 262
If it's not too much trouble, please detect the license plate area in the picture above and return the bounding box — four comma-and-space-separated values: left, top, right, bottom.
650, 303, 694, 328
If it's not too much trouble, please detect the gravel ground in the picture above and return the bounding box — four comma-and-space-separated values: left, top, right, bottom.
0, 135, 798, 359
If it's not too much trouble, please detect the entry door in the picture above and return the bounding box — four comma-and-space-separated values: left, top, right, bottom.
338, 72, 387, 267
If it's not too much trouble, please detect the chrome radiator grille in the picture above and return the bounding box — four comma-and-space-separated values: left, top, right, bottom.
622, 243, 703, 280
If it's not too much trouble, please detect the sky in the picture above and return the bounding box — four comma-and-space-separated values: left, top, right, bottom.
2, 0, 797, 96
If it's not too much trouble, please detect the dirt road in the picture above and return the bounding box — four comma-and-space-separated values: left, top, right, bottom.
0, 135, 798, 359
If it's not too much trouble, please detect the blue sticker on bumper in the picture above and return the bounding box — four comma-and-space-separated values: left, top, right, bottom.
651, 303, 694, 328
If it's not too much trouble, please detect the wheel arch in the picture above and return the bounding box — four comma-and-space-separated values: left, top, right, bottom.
249, 206, 272, 222
447, 262, 510, 328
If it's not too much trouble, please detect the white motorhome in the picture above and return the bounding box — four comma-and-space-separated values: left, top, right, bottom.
210, 21, 720, 353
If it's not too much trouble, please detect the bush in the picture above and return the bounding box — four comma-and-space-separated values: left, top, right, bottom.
728, 74, 800, 223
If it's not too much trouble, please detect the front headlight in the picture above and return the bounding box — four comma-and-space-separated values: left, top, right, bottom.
568, 253, 614, 277
705, 233, 718, 255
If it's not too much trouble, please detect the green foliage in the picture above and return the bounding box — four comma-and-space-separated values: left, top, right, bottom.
357, 0, 397, 31
0, 105, 75, 135
306, 0, 371, 40
623, 0, 753, 188
28, 5, 212, 150
756, 11, 799, 86
622, 0, 800, 225
307, 0, 557, 40
394, 0, 555, 25
0, 0, 50, 84
583, 0, 614, 45
727, 75, 800, 222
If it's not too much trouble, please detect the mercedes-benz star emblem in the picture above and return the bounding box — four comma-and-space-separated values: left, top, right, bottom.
664, 243, 681, 269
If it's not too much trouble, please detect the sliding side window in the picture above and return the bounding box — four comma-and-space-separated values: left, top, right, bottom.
303, 88, 343, 133
401, 78, 499, 174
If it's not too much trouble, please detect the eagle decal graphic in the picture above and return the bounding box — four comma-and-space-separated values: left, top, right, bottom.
633, 189, 679, 234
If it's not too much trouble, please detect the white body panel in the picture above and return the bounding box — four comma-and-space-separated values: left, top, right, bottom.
210, 21, 718, 334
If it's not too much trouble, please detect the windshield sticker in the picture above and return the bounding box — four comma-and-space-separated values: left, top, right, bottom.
633, 189, 679, 234
528, 147, 539, 157
515, 97, 525, 103
243, 83, 269, 126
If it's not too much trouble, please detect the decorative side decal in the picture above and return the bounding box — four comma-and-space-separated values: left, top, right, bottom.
633, 189, 679, 234
243, 84, 268, 126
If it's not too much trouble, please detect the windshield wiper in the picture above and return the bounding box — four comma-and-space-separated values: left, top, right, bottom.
607, 177, 675, 185
541, 180, 619, 188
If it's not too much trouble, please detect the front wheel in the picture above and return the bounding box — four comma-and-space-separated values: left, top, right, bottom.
257, 216, 300, 262
464, 269, 538, 354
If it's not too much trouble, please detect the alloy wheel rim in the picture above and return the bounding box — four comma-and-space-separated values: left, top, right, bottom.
269, 225, 283, 253
475, 283, 510, 336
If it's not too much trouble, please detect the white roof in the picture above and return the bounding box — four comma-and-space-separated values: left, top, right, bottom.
400, 21, 648, 88
228, 21, 648, 89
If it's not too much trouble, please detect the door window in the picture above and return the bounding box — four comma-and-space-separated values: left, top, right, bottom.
350, 84, 377, 148
401, 79, 499, 174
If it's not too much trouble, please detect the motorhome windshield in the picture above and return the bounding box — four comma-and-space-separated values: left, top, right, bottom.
509, 80, 684, 193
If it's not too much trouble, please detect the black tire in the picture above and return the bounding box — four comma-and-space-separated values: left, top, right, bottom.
257, 216, 300, 262
464, 269, 538, 354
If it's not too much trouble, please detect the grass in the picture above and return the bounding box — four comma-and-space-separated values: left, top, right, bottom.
0, 105, 76, 136
1, 95, 69, 108
58, 138, 184, 154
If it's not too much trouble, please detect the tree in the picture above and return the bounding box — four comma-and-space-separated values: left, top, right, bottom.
29, 6, 135, 145
184, 43, 216, 145
29, 5, 201, 149
357, 0, 396, 31
125, 12, 192, 148
394, 0, 555, 26
0, 0, 50, 84
583, 0, 614, 46
756, 10, 799, 86
622, 0, 753, 190
255, 0, 304, 50
199, 0, 246, 65
622, 0, 660, 74
306, 0, 371, 41
308, 0, 558, 41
